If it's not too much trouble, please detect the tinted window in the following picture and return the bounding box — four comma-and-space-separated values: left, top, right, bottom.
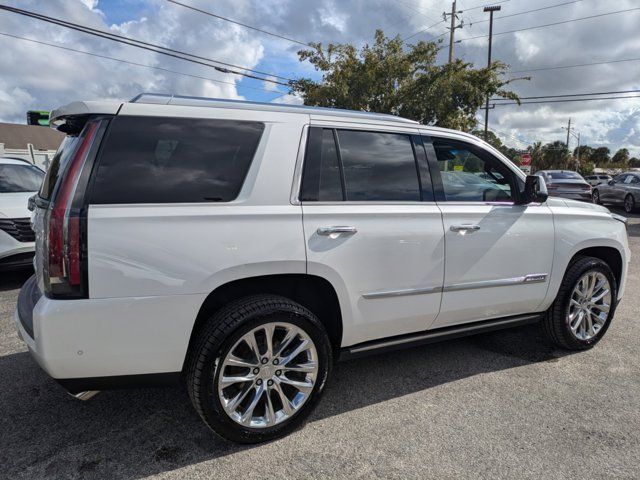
545, 171, 582, 180
91, 116, 264, 204
432, 139, 513, 202
300, 128, 343, 201
0, 164, 44, 192
337, 130, 420, 201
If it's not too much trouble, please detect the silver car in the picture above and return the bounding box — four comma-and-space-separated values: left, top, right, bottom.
592, 172, 640, 213
584, 174, 612, 187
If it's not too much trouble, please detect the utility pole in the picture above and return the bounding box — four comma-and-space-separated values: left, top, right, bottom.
444, 1, 463, 63
565, 118, 571, 147
483, 5, 501, 141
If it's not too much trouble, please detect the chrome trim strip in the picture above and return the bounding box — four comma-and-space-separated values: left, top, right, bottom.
362, 274, 548, 300
362, 286, 442, 299
443, 273, 548, 292
290, 125, 309, 206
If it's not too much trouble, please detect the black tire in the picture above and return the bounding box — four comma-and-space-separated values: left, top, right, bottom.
592, 189, 600, 204
624, 194, 635, 213
186, 295, 332, 443
541, 256, 617, 350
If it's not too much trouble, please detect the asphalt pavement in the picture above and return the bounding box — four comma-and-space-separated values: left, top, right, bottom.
1, 208, 639, 479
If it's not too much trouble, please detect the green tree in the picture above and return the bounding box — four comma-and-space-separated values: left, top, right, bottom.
629, 157, 640, 168
611, 148, 630, 165
471, 129, 521, 162
289, 30, 522, 131
591, 147, 611, 165
530, 141, 571, 171
574, 145, 594, 162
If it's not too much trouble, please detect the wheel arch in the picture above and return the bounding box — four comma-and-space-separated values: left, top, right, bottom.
569, 246, 623, 290
184, 274, 344, 368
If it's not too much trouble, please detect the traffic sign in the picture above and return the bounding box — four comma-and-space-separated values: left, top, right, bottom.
521, 153, 532, 166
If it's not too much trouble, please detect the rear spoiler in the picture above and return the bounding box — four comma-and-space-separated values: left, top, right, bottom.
49, 101, 122, 133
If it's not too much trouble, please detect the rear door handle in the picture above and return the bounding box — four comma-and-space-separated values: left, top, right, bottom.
317, 226, 358, 236
450, 224, 481, 233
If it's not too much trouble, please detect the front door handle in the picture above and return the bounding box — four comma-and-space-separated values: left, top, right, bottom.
450, 224, 481, 233
317, 226, 358, 236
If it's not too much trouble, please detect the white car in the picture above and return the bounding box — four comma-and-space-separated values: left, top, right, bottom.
16, 94, 630, 443
0, 157, 43, 269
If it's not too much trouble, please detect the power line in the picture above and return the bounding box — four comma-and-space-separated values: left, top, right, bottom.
445, 7, 640, 46
0, 4, 293, 85
492, 89, 640, 101
165, 0, 310, 47
402, 19, 447, 41
508, 56, 640, 73
390, 0, 441, 24
490, 95, 640, 106
0, 31, 287, 96
468, 0, 583, 26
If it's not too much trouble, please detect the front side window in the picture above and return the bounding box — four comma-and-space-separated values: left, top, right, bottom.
0, 164, 44, 192
337, 130, 420, 201
432, 139, 513, 202
90, 116, 264, 204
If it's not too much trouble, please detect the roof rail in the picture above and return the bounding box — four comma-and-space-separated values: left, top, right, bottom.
129, 93, 419, 124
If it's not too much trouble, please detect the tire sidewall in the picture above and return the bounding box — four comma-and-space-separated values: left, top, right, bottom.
592, 190, 599, 204
197, 308, 332, 443
559, 259, 617, 349
625, 195, 634, 213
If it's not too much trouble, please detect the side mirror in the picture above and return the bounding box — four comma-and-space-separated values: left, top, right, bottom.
27, 194, 36, 212
519, 175, 548, 204
608, 179, 616, 186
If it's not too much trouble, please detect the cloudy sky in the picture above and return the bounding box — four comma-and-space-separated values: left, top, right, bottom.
1, 0, 639, 155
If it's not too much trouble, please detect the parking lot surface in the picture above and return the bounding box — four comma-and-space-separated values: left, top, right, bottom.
1, 208, 639, 480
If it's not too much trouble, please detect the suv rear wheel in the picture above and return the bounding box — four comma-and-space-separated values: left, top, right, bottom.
186, 295, 332, 443
542, 256, 617, 350
624, 194, 635, 213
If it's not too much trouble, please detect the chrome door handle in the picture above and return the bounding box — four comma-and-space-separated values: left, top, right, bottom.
450, 224, 481, 233
317, 226, 358, 236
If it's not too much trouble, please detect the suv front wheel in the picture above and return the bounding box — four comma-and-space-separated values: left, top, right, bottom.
542, 256, 617, 350
186, 295, 332, 443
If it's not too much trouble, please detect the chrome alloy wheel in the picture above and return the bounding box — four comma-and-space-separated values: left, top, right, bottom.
567, 271, 612, 341
217, 322, 318, 428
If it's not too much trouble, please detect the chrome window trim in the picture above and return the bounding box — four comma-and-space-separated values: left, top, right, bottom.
362, 274, 548, 299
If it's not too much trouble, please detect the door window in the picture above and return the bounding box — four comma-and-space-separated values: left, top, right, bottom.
431, 139, 514, 202
301, 128, 428, 202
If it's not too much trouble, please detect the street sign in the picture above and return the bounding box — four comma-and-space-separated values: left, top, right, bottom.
520, 165, 531, 175
521, 153, 531, 166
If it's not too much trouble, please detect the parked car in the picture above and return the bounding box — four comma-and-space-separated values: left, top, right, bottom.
0, 157, 43, 269
534, 170, 592, 202
592, 172, 640, 213
16, 94, 629, 443
585, 174, 612, 187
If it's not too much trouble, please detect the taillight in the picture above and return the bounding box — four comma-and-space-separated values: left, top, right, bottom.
45, 120, 99, 298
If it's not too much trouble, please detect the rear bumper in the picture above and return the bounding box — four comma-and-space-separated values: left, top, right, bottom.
14, 276, 203, 391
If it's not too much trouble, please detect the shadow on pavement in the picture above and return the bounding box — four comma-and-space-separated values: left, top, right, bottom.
0, 323, 570, 479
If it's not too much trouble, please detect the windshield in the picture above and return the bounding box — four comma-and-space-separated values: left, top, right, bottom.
545, 171, 583, 180
0, 164, 44, 192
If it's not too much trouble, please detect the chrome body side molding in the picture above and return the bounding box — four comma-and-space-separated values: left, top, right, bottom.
362, 274, 548, 299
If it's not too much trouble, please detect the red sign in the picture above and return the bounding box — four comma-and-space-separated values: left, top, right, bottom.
521, 153, 532, 166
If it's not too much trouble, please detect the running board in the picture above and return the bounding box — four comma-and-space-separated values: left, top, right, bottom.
339, 313, 543, 361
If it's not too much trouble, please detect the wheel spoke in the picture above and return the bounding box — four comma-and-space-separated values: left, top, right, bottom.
571, 311, 584, 331
279, 375, 313, 393
220, 374, 254, 386
284, 362, 317, 373
585, 313, 594, 337
263, 323, 275, 358
225, 353, 257, 368
273, 382, 294, 416
223, 384, 253, 414
241, 384, 265, 426
591, 302, 610, 313
274, 327, 298, 358
265, 389, 277, 425
280, 339, 310, 366
244, 331, 261, 363
591, 288, 610, 303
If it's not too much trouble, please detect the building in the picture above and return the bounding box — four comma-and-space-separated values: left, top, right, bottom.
0, 122, 64, 170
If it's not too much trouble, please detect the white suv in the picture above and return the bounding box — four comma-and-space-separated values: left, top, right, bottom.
15, 94, 630, 443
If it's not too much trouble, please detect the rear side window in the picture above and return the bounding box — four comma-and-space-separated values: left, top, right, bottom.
301, 128, 425, 202
337, 130, 420, 201
90, 116, 264, 204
